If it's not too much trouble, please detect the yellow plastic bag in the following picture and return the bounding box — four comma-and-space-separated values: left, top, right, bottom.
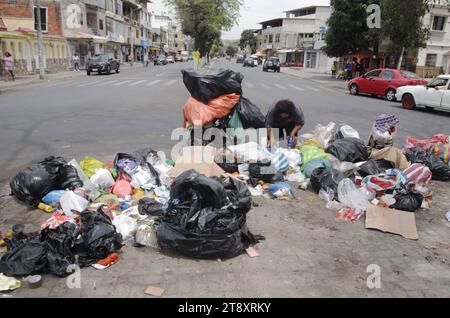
80, 156, 105, 178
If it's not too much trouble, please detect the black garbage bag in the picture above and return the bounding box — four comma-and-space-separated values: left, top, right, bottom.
390, 191, 423, 212
138, 197, 164, 216
325, 138, 369, 163
182, 69, 243, 104
249, 161, 284, 186
155, 170, 262, 259
76, 209, 123, 267
114, 149, 161, 186
0, 238, 48, 276
41, 222, 79, 277
310, 168, 345, 201
236, 97, 266, 129
214, 154, 239, 174
10, 156, 83, 207
357, 160, 395, 177
405, 147, 450, 181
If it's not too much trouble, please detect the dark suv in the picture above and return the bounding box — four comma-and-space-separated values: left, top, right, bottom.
86, 53, 119, 75
263, 57, 281, 72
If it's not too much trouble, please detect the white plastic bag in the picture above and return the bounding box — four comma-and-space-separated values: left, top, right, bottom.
337, 178, 371, 211
301, 122, 336, 149
68, 159, 101, 200
130, 166, 157, 190
336, 125, 360, 140
90, 169, 115, 191
135, 221, 160, 249
113, 214, 138, 242
280, 149, 302, 168
59, 190, 89, 218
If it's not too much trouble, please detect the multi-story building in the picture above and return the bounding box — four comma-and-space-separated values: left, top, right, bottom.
151, 14, 171, 56
416, 0, 450, 77
257, 5, 332, 71
61, 0, 109, 68
0, 0, 69, 74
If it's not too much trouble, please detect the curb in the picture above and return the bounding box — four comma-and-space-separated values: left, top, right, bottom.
281, 68, 348, 91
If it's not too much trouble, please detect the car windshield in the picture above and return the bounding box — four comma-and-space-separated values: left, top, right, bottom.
429, 77, 448, 87
401, 71, 421, 79
269, 58, 279, 62
91, 55, 108, 62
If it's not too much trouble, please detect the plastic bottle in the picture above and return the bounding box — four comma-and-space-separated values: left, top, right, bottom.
38, 203, 53, 213
287, 137, 293, 149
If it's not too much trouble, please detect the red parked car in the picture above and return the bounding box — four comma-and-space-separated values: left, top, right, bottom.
348, 68, 428, 101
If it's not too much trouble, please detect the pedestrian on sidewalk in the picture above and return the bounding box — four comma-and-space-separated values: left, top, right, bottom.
73, 53, 80, 71
331, 61, 337, 79
345, 61, 352, 81
3, 52, 15, 81
266, 99, 305, 148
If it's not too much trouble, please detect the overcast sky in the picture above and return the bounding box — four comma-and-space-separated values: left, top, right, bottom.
149, 0, 330, 40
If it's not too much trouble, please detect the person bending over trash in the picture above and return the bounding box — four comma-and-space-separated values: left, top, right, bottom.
266, 99, 305, 148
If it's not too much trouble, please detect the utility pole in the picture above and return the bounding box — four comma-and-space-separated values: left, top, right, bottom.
35, 0, 45, 79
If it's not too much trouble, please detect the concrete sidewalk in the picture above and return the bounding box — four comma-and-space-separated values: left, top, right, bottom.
0, 63, 137, 92
282, 67, 349, 91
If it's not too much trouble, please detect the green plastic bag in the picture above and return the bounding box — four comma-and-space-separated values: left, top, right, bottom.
80, 156, 105, 178
227, 109, 245, 143
300, 145, 329, 167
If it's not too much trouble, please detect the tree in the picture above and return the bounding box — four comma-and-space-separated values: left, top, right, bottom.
164, 0, 242, 57
239, 29, 257, 53
324, 0, 372, 57
380, 0, 430, 68
226, 45, 238, 57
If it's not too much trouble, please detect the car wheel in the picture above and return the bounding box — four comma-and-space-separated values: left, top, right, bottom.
386, 88, 396, 102
87, 71, 91, 76
116, 67, 120, 74
402, 94, 416, 110
349, 83, 359, 95
106, 65, 111, 75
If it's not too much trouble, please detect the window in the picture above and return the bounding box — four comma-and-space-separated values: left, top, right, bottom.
99, 19, 104, 30
400, 71, 421, 79
136, 30, 139, 38
432, 16, 446, 31
275, 34, 280, 43
269, 35, 273, 43
381, 70, 395, 79
364, 70, 382, 78
425, 54, 437, 67
33, 7, 48, 32
428, 77, 448, 87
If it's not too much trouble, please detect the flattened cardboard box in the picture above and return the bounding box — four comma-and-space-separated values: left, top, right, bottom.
169, 146, 225, 178
365, 205, 419, 240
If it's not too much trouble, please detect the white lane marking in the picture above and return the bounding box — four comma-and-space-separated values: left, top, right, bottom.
274, 83, 287, 90
165, 79, 177, 86
321, 86, 336, 92
302, 84, 320, 92
129, 80, 148, 86
113, 80, 132, 86
147, 79, 162, 86
289, 84, 305, 91
95, 80, 119, 86
79, 81, 100, 87
260, 83, 270, 89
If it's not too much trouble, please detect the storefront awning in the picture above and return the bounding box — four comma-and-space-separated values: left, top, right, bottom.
66, 32, 107, 44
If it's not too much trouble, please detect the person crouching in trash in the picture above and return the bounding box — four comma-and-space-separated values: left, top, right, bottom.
266, 99, 305, 149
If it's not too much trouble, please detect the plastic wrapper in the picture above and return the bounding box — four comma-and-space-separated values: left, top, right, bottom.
332, 124, 360, 141
301, 122, 336, 149
325, 138, 369, 163
266, 182, 294, 198
182, 69, 243, 104
112, 214, 138, 243
300, 145, 329, 166
303, 157, 332, 178
90, 169, 115, 192
80, 156, 105, 178
42, 190, 65, 206
337, 178, 372, 211
59, 190, 89, 218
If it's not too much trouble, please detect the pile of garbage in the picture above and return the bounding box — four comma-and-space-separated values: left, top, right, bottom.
1, 143, 264, 284
215, 115, 450, 240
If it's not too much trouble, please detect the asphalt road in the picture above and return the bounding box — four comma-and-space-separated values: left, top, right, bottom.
1, 59, 449, 180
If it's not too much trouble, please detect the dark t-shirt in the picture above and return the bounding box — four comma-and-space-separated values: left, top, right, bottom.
265, 102, 305, 128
